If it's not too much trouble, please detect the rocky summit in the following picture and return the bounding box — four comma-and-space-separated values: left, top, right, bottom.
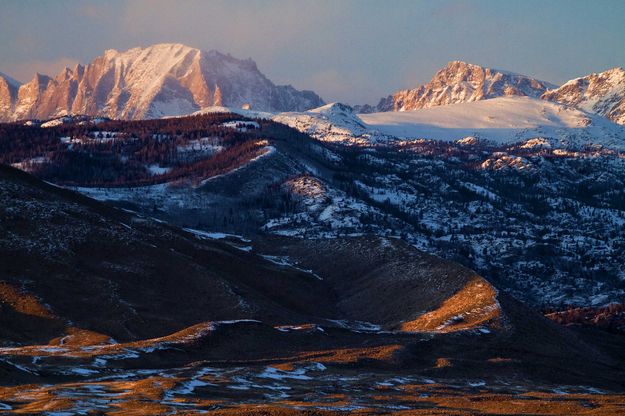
0, 43, 324, 121
365, 61, 555, 112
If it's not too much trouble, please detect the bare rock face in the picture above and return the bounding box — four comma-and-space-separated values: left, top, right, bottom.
13, 73, 54, 120
376, 61, 554, 112
542, 67, 625, 125
1, 43, 324, 121
0, 72, 20, 120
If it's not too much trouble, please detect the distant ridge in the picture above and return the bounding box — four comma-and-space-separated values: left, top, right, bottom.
354, 61, 625, 126
356, 61, 555, 113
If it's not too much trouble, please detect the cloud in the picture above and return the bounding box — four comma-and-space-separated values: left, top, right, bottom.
2, 57, 81, 83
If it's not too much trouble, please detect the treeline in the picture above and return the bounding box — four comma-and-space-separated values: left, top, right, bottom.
0, 123, 65, 164
545, 303, 625, 334
55, 112, 253, 140
37, 140, 267, 187
0, 113, 268, 186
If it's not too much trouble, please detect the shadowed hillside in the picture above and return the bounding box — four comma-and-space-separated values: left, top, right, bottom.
1, 164, 625, 413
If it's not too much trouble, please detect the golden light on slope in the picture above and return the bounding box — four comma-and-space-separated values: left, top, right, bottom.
400, 277, 501, 333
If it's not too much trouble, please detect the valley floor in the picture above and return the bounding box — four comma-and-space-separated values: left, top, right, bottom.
1, 322, 625, 415
3, 369, 625, 415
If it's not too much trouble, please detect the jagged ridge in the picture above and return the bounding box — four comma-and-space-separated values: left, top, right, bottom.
363, 61, 555, 112
542, 67, 625, 125
0, 43, 324, 121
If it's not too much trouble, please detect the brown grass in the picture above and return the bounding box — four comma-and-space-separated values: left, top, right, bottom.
400, 277, 501, 332
1, 378, 624, 415
434, 358, 452, 368
0, 282, 55, 319
0, 321, 213, 358
293, 344, 404, 365
48, 327, 113, 346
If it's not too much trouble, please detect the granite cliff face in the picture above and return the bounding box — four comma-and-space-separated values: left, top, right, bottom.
0, 72, 21, 120
372, 61, 554, 112
356, 62, 625, 126
0, 43, 324, 121
542, 67, 625, 125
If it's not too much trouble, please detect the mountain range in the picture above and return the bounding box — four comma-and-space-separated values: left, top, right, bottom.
362, 61, 555, 112
0, 43, 324, 121
3, 35, 625, 415
1, 44, 624, 126
356, 61, 625, 126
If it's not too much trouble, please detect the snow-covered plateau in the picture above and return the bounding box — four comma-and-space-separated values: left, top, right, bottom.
271, 98, 625, 149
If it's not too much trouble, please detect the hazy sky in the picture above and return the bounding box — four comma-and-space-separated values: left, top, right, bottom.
1, 0, 624, 104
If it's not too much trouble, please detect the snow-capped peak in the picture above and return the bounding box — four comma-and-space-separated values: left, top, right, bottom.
273, 102, 387, 144
309, 102, 357, 118
542, 67, 625, 125
1, 43, 324, 121
0, 72, 22, 120
365, 61, 556, 113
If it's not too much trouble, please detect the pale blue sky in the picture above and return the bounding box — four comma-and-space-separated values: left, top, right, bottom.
1, 0, 624, 104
